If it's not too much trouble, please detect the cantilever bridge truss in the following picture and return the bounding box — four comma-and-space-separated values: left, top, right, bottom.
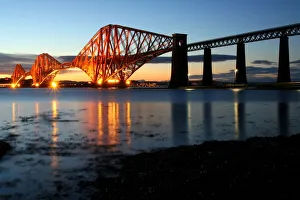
72, 24, 173, 83
11, 64, 26, 83
11, 24, 173, 86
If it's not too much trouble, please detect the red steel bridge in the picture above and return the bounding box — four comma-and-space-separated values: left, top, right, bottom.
11, 23, 300, 88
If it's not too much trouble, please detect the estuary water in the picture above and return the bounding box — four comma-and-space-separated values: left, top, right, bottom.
0, 88, 300, 199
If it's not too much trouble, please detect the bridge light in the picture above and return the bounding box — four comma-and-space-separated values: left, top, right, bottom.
17, 84, 20, 87
233, 69, 238, 81
107, 79, 119, 83
11, 84, 16, 88
126, 80, 131, 85
51, 82, 58, 88
35, 83, 40, 87
97, 80, 102, 85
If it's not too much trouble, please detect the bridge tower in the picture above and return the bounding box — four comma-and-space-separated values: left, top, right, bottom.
169, 34, 189, 88
202, 48, 213, 85
235, 43, 247, 84
277, 36, 291, 82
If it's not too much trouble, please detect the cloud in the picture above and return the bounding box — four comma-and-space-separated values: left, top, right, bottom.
251, 60, 276, 65
150, 54, 236, 64
1, 52, 299, 82
57, 56, 76, 63
189, 65, 300, 82
246, 66, 278, 74
290, 60, 300, 64
0, 53, 72, 75
0, 52, 236, 75
0, 53, 36, 74
189, 75, 202, 79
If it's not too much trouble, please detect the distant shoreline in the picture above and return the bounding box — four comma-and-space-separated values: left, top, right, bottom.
1, 86, 299, 90
1, 82, 300, 90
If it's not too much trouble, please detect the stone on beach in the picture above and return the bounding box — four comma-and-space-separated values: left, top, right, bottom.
0, 140, 11, 158
84, 133, 300, 199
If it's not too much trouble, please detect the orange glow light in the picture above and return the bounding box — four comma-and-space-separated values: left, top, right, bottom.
11, 84, 16, 88
51, 82, 58, 88
126, 80, 130, 85
35, 83, 40, 87
107, 79, 119, 83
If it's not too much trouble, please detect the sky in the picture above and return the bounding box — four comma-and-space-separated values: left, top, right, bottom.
0, 0, 300, 82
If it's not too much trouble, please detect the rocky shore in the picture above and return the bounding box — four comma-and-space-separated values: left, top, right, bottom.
82, 133, 300, 199
0, 140, 11, 158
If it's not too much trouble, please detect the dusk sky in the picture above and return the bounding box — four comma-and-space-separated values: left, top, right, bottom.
1, 0, 300, 82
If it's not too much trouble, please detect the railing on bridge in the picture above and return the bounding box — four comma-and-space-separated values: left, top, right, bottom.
187, 23, 300, 51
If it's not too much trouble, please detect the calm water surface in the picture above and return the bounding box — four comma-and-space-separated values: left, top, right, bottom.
0, 88, 300, 199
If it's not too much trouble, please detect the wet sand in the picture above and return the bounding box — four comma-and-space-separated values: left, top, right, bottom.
80, 133, 300, 199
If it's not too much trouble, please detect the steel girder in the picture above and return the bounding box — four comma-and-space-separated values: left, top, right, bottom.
72, 24, 173, 84
39, 62, 73, 85
12, 64, 26, 83
30, 53, 62, 84
187, 23, 300, 51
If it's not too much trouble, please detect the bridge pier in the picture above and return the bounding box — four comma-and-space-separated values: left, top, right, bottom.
202, 48, 213, 86
169, 34, 188, 88
117, 80, 127, 88
101, 80, 127, 88
235, 43, 247, 84
277, 36, 291, 82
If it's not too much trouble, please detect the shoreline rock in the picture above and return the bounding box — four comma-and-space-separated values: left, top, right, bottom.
0, 140, 11, 158
83, 133, 300, 199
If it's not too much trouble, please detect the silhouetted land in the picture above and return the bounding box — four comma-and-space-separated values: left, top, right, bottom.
79, 133, 300, 199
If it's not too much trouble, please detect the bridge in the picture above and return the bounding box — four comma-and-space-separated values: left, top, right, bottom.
11, 24, 173, 87
11, 23, 300, 88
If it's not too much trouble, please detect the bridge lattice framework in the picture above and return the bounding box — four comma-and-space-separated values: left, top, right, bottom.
170, 23, 300, 87
11, 23, 300, 87
12, 25, 173, 86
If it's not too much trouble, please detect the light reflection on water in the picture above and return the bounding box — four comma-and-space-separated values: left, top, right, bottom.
0, 88, 299, 198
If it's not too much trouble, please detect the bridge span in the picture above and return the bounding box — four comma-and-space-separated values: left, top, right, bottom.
11, 23, 300, 88
170, 23, 300, 87
11, 24, 173, 87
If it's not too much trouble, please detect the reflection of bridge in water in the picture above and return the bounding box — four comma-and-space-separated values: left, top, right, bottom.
9, 91, 291, 150
10, 23, 300, 88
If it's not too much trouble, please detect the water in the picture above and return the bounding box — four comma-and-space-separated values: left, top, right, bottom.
0, 88, 300, 199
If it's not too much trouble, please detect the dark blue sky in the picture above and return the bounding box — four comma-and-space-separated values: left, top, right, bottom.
1, 0, 299, 55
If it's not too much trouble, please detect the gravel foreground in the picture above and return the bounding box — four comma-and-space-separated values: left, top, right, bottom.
81, 133, 300, 199
2, 134, 300, 199
0, 140, 11, 158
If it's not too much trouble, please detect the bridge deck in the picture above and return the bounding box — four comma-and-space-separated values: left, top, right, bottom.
187, 23, 300, 51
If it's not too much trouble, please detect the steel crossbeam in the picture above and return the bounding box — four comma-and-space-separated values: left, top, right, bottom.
11, 64, 26, 83
187, 23, 300, 51
72, 24, 173, 84
30, 53, 62, 84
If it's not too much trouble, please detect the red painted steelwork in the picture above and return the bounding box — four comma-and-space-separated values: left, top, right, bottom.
12, 64, 26, 83
30, 53, 62, 84
72, 24, 173, 84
